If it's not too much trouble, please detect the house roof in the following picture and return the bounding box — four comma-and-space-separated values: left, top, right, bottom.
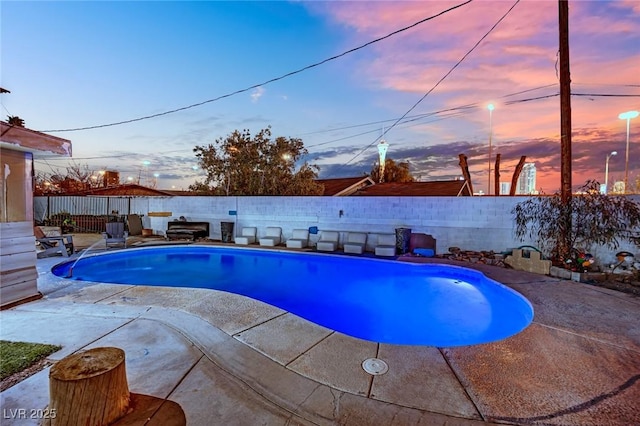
353, 180, 472, 196
1, 121, 71, 157
315, 176, 375, 196
72, 184, 175, 197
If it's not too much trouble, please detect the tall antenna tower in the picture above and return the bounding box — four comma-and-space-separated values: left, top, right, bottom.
377, 127, 389, 183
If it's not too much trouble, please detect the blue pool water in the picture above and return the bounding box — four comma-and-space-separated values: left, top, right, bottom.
52, 246, 533, 347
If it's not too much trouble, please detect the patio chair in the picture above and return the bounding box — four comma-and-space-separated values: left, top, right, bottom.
235, 227, 257, 245
286, 229, 309, 249
316, 231, 339, 252
375, 234, 396, 257
259, 227, 282, 247
343, 232, 367, 254
127, 214, 144, 236
34, 226, 74, 258
103, 222, 128, 249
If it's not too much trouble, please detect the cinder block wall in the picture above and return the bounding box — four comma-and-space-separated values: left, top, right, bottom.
34, 194, 640, 264
147, 196, 538, 254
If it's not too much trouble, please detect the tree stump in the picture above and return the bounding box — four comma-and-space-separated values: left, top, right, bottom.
49, 347, 130, 426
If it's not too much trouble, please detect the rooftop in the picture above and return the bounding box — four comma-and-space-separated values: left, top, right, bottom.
315, 176, 375, 196
354, 179, 472, 196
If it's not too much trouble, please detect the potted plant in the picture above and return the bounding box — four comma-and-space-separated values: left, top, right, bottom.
62, 217, 76, 234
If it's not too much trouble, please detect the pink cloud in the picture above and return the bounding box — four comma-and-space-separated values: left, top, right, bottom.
307, 1, 639, 192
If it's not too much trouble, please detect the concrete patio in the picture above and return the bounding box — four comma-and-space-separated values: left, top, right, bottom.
1, 237, 639, 425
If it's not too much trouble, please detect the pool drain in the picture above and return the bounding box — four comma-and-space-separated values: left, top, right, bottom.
362, 358, 388, 375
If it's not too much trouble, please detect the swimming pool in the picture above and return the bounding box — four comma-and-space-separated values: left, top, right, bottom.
52, 246, 533, 347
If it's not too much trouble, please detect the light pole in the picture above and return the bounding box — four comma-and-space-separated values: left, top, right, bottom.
142, 160, 151, 187
618, 110, 639, 193
604, 151, 617, 194
377, 139, 388, 183
487, 103, 495, 195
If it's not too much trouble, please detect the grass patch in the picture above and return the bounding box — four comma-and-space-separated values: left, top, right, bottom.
0, 340, 61, 380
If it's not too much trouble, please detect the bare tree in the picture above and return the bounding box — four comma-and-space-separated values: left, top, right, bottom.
34, 162, 106, 194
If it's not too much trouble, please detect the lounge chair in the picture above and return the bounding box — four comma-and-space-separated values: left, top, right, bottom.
316, 231, 339, 252
103, 222, 128, 249
34, 226, 74, 258
343, 232, 367, 254
235, 227, 257, 245
259, 227, 282, 247
286, 229, 309, 249
375, 234, 396, 257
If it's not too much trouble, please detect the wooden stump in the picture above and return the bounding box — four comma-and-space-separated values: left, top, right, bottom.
49, 347, 130, 426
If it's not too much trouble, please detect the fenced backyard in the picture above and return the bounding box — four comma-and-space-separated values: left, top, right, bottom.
34, 194, 640, 266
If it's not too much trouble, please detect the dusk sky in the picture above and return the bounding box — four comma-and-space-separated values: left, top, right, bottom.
2, 1, 639, 193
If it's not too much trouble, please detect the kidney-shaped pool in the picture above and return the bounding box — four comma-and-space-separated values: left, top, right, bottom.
53, 246, 533, 347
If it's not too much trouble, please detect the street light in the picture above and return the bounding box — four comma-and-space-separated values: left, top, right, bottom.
604, 151, 617, 194
142, 160, 151, 187
618, 110, 639, 193
377, 139, 389, 183
487, 103, 495, 195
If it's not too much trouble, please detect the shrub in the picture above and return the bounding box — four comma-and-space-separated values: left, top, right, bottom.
512, 180, 640, 267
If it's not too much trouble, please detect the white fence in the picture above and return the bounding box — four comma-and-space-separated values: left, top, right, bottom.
34, 196, 150, 222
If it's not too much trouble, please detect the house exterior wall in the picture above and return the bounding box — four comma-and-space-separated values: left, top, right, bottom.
0, 149, 39, 308
1, 123, 71, 309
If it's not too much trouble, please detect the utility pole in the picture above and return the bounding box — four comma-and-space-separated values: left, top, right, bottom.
558, 0, 572, 261
559, 0, 572, 203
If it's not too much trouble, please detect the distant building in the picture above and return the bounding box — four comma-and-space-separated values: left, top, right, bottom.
500, 182, 511, 195
612, 181, 625, 194
517, 163, 537, 194
103, 170, 120, 187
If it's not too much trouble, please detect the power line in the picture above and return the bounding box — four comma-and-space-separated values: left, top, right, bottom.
341, 0, 521, 169
572, 83, 640, 88
34, 88, 637, 165
308, 89, 640, 150
572, 93, 640, 97
301, 82, 636, 139
41, 89, 633, 165
39, 0, 473, 134
504, 93, 559, 105
300, 86, 558, 140
499, 83, 557, 99
306, 109, 472, 149
505, 92, 640, 106
302, 104, 478, 141
32, 148, 192, 162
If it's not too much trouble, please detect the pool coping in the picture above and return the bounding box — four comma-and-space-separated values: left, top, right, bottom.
50, 244, 535, 348
2, 246, 639, 425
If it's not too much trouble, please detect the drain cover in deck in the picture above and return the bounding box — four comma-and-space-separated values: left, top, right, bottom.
362, 358, 388, 375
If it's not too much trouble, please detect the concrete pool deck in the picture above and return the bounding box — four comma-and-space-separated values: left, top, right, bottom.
1, 238, 639, 425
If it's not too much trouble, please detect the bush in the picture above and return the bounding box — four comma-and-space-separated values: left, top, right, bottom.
512, 180, 640, 268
